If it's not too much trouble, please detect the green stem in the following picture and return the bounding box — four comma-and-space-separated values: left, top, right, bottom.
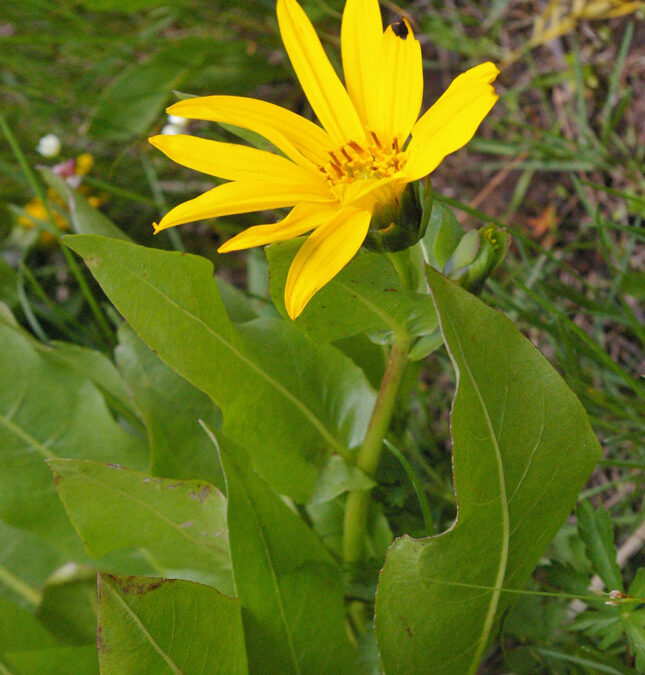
343, 335, 410, 564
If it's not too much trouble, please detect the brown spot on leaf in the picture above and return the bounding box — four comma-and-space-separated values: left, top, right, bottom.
399, 616, 413, 637
114, 575, 168, 595
190, 484, 212, 503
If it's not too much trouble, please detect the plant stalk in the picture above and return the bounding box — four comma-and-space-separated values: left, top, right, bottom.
343, 336, 410, 564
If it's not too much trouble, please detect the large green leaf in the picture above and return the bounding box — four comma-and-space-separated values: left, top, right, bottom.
97, 574, 247, 674
44, 341, 138, 422
267, 240, 438, 344
50, 459, 232, 594
0, 599, 96, 675
0, 313, 147, 546
375, 269, 601, 674
210, 429, 360, 674
37, 565, 98, 645
115, 325, 224, 488
3, 645, 98, 675
65, 235, 375, 501
0, 598, 56, 653
0, 521, 62, 609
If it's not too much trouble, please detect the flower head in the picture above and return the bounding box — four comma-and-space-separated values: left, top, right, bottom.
36, 133, 62, 158
150, 0, 499, 319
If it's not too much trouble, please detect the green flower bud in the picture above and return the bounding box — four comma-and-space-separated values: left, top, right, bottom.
364, 178, 433, 253
421, 202, 510, 294
419, 202, 463, 269
443, 229, 480, 277
445, 224, 511, 293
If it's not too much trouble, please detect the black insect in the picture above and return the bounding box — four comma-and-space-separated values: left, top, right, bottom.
392, 19, 408, 38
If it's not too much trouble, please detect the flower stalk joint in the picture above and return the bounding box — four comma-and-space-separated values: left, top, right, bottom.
364, 178, 433, 253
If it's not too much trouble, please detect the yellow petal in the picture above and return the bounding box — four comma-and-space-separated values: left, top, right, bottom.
277, 0, 365, 146
374, 20, 423, 143
148, 134, 327, 196
284, 208, 371, 319
166, 95, 332, 167
405, 62, 499, 180
218, 202, 338, 252
333, 173, 407, 212
341, 0, 382, 128
154, 180, 334, 233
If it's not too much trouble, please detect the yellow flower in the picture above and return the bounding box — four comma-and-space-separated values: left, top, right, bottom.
75, 153, 94, 176
150, 0, 499, 319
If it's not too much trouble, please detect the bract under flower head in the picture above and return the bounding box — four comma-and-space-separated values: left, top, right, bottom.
150, 0, 499, 319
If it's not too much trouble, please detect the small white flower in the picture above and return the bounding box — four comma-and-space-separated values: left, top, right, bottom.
161, 124, 183, 136
36, 133, 61, 158
167, 114, 189, 127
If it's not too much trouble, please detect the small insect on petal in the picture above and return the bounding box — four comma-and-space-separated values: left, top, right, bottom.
391, 20, 408, 38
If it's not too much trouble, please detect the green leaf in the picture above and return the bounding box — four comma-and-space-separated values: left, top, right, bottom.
419, 202, 464, 270
267, 241, 438, 344
628, 567, 645, 598
0, 521, 62, 609
49, 459, 232, 594
39, 167, 131, 241
0, 599, 99, 675
89, 40, 211, 141
309, 456, 375, 505
626, 612, 645, 673
37, 565, 98, 645
115, 325, 224, 488
0, 598, 56, 653
216, 278, 260, 324
0, 316, 147, 545
542, 560, 592, 597
97, 573, 247, 674
576, 501, 623, 592
375, 269, 601, 674
4, 645, 99, 675
45, 341, 142, 430
331, 334, 386, 390
210, 429, 360, 674
65, 235, 374, 501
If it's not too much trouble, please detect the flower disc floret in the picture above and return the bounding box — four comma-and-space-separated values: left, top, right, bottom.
321, 134, 405, 188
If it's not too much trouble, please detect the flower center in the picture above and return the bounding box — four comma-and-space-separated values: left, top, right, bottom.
319, 132, 406, 187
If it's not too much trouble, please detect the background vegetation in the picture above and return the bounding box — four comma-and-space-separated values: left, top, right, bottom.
0, 0, 643, 672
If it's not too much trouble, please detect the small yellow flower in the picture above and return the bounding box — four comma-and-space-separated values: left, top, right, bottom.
150, 0, 499, 319
75, 153, 94, 176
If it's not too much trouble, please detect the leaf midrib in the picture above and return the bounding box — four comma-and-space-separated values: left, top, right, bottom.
334, 278, 408, 338
0, 413, 55, 459
233, 470, 302, 675
108, 254, 346, 456
102, 576, 183, 675
447, 317, 510, 675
